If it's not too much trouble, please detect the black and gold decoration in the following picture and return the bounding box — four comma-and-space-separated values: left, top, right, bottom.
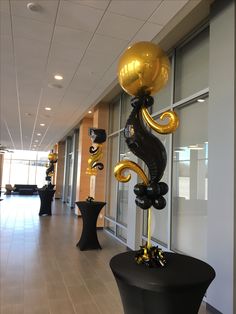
86, 128, 106, 176
45, 151, 58, 189
114, 41, 179, 267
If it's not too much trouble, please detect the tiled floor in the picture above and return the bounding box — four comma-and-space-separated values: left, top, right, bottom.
0, 195, 210, 314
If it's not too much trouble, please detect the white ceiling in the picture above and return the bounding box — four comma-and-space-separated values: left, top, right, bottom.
0, 0, 190, 151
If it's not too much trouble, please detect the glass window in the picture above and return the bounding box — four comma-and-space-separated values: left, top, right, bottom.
175, 27, 209, 101
171, 98, 208, 260
109, 98, 120, 134
2, 158, 11, 185
10, 160, 29, 184
152, 57, 172, 113
35, 160, 47, 187
120, 93, 132, 128
117, 226, 127, 242
28, 160, 37, 184
105, 219, 116, 234
106, 135, 119, 219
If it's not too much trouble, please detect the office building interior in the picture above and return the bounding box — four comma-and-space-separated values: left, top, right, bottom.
0, 0, 235, 313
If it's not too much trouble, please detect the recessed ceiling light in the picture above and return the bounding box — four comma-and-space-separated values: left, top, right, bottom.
27, 2, 41, 11
54, 74, 63, 80
40, 123, 45, 126
33, 145, 37, 147
197, 99, 205, 103
45, 107, 52, 111
35, 140, 39, 142
37, 133, 41, 136
88, 110, 92, 114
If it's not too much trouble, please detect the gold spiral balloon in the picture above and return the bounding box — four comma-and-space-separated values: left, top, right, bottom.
86, 144, 103, 176
114, 160, 148, 185
118, 41, 170, 96
142, 107, 179, 134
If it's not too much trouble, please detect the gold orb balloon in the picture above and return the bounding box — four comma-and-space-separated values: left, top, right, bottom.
118, 41, 170, 96
48, 152, 58, 162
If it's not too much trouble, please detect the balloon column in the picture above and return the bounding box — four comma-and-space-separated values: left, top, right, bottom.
45, 151, 58, 189
86, 128, 107, 176
114, 42, 179, 267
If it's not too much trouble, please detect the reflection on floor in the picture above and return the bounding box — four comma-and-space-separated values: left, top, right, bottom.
0, 195, 211, 314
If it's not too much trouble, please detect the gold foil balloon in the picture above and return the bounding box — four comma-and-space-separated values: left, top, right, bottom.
118, 41, 170, 96
48, 152, 58, 162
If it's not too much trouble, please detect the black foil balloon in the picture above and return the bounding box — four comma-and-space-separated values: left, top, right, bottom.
135, 196, 152, 210
134, 183, 146, 196
124, 96, 167, 183
146, 182, 161, 198
159, 182, 169, 195
152, 196, 166, 210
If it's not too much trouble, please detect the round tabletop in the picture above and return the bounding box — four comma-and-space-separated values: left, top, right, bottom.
110, 251, 215, 292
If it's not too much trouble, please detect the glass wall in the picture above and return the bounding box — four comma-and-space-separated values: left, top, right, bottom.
2, 150, 49, 188
105, 25, 209, 259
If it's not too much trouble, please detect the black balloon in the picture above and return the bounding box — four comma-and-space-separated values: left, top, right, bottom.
152, 196, 166, 210
159, 182, 169, 195
135, 196, 152, 210
124, 96, 167, 183
134, 183, 146, 196
146, 182, 161, 198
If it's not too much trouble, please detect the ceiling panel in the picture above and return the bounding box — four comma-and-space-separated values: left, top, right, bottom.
130, 22, 163, 43
0, 13, 12, 38
53, 25, 92, 49
96, 12, 144, 40
108, 0, 162, 21
64, 0, 109, 11
149, 0, 188, 25
12, 15, 54, 43
10, 0, 59, 24
57, 1, 104, 32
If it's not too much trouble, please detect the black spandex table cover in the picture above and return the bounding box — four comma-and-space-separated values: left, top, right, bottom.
75, 201, 106, 251
110, 251, 215, 314
38, 189, 55, 216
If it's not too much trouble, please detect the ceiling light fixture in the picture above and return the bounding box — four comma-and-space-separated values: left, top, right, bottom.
27, 2, 41, 11
197, 99, 205, 103
54, 74, 63, 80
35, 140, 39, 142
88, 110, 92, 114
40, 123, 45, 126
37, 133, 41, 136
45, 107, 52, 111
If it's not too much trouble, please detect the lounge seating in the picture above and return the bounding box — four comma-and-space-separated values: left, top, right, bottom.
5, 184, 14, 195
13, 184, 38, 195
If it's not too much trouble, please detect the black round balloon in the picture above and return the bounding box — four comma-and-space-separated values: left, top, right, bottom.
135, 196, 152, 210
144, 95, 154, 108
152, 196, 166, 210
146, 182, 160, 198
134, 183, 146, 196
159, 182, 169, 195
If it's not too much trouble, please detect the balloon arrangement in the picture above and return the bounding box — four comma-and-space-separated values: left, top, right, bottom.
45, 151, 58, 189
114, 41, 179, 267
86, 128, 107, 176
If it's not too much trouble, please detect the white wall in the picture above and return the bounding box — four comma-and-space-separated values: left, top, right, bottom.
208, 0, 235, 313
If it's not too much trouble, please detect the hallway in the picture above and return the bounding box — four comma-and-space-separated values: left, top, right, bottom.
0, 195, 209, 314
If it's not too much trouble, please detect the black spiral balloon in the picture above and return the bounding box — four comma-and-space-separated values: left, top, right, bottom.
124, 95, 168, 210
